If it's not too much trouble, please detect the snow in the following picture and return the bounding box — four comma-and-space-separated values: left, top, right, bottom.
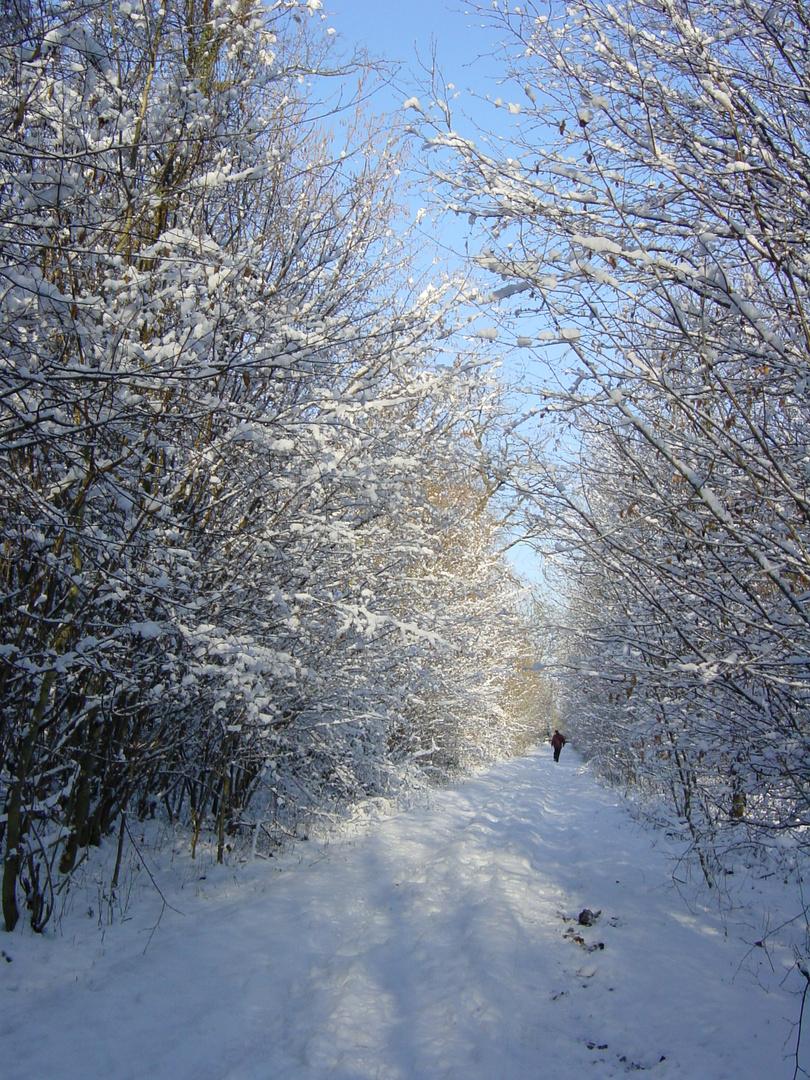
0, 750, 797, 1079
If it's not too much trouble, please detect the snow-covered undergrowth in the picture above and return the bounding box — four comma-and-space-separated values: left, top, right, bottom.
0, 750, 803, 1079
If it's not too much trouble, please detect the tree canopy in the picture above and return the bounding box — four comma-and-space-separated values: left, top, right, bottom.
425, 0, 810, 877
0, 0, 545, 932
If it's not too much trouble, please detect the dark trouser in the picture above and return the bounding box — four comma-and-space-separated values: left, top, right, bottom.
553, 746, 561, 762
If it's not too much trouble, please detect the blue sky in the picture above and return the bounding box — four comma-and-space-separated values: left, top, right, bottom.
321, 0, 521, 249
323, 0, 514, 123
327, 1, 482, 77
322, 2, 545, 584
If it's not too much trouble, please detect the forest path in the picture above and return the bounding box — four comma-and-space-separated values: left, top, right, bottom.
0, 749, 794, 1079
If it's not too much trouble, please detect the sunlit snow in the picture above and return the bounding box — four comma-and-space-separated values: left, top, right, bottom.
0, 751, 795, 1080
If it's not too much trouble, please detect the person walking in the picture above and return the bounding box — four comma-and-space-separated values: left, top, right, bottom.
551, 729, 566, 763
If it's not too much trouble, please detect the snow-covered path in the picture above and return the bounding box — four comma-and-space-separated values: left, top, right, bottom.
0, 750, 795, 1079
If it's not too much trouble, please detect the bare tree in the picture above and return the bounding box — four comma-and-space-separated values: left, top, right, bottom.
0, 0, 544, 930
424, 0, 810, 870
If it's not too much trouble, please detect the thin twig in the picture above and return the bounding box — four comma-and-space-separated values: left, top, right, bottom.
794, 963, 810, 1080
123, 818, 183, 918
140, 900, 167, 957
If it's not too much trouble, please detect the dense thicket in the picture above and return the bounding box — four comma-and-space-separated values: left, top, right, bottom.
0, 0, 545, 932
425, 0, 810, 875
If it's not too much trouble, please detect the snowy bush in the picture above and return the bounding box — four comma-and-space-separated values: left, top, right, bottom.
425, 0, 810, 877
0, 0, 547, 932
